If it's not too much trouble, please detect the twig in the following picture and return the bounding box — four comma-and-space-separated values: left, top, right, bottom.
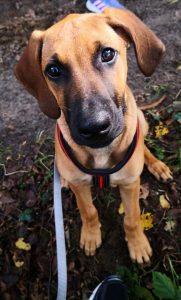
139, 95, 167, 110
0, 163, 28, 176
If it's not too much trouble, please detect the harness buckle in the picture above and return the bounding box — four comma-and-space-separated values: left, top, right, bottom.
92, 174, 110, 189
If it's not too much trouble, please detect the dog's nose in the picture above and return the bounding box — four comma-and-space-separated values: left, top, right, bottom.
78, 112, 111, 139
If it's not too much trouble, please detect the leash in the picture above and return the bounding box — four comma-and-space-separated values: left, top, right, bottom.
53, 160, 67, 300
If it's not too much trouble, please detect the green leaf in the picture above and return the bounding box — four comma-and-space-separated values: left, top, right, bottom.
155, 146, 165, 160
41, 191, 49, 206
134, 286, 154, 300
176, 286, 181, 300
166, 106, 173, 114
18, 208, 33, 223
153, 272, 176, 299
174, 112, 181, 123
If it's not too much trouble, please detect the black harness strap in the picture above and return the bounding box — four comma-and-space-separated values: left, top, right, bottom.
57, 122, 139, 188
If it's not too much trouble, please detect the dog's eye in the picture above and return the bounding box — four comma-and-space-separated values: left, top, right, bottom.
101, 48, 116, 63
45, 64, 61, 79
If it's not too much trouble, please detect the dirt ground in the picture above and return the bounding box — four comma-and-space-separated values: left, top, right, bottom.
0, 0, 181, 299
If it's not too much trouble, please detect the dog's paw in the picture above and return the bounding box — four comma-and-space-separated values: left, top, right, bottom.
127, 232, 152, 264
147, 160, 173, 182
80, 224, 102, 256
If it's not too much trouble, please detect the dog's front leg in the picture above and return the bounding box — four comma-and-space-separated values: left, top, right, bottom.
119, 178, 152, 264
69, 183, 101, 256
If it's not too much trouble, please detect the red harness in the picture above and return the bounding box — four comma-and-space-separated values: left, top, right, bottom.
57, 122, 139, 189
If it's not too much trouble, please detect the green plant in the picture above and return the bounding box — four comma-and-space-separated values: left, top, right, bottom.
18, 208, 33, 223
145, 136, 165, 160
117, 265, 154, 300
152, 272, 181, 299
151, 84, 168, 96
117, 258, 181, 300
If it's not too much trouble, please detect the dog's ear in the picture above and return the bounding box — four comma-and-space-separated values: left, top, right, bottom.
103, 8, 165, 76
14, 30, 60, 119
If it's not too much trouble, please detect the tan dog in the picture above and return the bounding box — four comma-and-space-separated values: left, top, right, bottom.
15, 8, 172, 264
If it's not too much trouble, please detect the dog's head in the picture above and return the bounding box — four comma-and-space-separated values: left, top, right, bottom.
15, 8, 165, 148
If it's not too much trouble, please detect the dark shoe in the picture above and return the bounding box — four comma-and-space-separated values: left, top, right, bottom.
89, 275, 129, 300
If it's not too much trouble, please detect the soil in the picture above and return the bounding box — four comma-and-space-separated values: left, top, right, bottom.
0, 1, 181, 299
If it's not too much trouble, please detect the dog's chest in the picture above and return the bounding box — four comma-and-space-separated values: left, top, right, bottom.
92, 151, 110, 168
90, 150, 132, 187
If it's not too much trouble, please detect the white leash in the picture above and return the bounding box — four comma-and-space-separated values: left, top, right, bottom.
53, 160, 67, 300
53, 160, 98, 300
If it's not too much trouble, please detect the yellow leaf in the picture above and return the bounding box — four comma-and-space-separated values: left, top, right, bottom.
118, 202, 124, 215
155, 122, 169, 138
140, 213, 153, 230
13, 255, 24, 268
15, 238, 31, 251
159, 194, 170, 209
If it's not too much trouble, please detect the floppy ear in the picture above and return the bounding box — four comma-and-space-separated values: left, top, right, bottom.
103, 8, 165, 76
14, 30, 60, 119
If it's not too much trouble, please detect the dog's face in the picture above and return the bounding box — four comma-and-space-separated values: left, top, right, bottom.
15, 8, 165, 148
42, 14, 128, 148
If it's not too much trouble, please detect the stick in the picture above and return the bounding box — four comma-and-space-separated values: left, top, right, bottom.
139, 95, 167, 110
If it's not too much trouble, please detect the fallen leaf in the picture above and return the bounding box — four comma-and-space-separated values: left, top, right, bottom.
6, 155, 12, 161
13, 255, 24, 268
159, 195, 170, 209
118, 202, 124, 215
162, 245, 175, 251
171, 182, 177, 194
155, 122, 169, 138
140, 183, 149, 200
18, 208, 33, 223
68, 261, 75, 272
25, 189, 37, 207
164, 220, 176, 232
140, 213, 154, 230
15, 238, 31, 251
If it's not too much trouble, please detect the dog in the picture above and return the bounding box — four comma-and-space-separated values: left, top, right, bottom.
15, 8, 172, 264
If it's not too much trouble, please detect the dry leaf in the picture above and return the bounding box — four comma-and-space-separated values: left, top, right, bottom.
140, 183, 149, 200
159, 194, 170, 209
164, 220, 176, 232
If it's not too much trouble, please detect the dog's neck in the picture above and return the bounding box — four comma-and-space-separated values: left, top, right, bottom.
57, 86, 137, 169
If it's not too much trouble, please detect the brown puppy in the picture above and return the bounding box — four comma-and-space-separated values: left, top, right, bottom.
15, 8, 172, 264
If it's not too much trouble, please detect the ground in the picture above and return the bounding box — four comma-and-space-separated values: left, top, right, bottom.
0, 0, 181, 299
